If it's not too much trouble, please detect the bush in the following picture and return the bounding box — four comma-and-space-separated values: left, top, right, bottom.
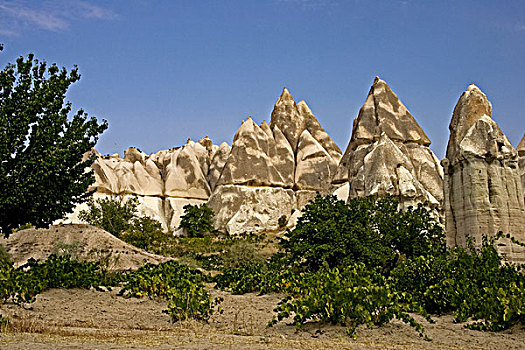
0, 254, 118, 305
79, 196, 169, 253
79, 196, 139, 237
282, 194, 444, 271
120, 216, 169, 253
214, 260, 296, 295
269, 264, 428, 339
221, 240, 265, 269
119, 260, 221, 322
391, 234, 525, 331
179, 204, 215, 237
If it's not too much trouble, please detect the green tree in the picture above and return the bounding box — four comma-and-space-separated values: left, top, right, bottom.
79, 196, 139, 237
0, 52, 107, 236
79, 196, 169, 253
281, 194, 444, 271
178, 204, 214, 237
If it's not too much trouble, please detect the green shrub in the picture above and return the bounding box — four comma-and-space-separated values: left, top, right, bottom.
120, 216, 169, 253
269, 264, 428, 339
79, 196, 138, 237
119, 260, 221, 322
282, 194, 444, 271
214, 262, 295, 295
0, 254, 119, 305
221, 240, 265, 269
391, 234, 525, 331
178, 204, 214, 237
79, 196, 168, 253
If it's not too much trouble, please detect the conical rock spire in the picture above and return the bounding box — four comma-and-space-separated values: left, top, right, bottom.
333, 77, 443, 210
216, 117, 294, 188
443, 85, 525, 263
351, 76, 430, 147
270, 88, 305, 152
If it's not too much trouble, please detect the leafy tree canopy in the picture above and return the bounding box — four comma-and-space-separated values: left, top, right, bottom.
281, 194, 445, 271
0, 51, 107, 236
179, 204, 215, 237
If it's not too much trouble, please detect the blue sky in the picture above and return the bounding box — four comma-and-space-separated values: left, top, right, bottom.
1, 0, 524, 158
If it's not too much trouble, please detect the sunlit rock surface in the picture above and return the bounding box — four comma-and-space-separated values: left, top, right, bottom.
518, 134, 525, 201
63, 137, 217, 233
210, 88, 341, 233
442, 85, 525, 263
333, 77, 443, 212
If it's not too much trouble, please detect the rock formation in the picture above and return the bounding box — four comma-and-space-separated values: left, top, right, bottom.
63, 137, 226, 233
442, 85, 525, 263
518, 134, 525, 200
333, 77, 443, 211
61, 80, 523, 264
216, 117, 294, 188
208, 88, 342, 234
63, 89, 341, 235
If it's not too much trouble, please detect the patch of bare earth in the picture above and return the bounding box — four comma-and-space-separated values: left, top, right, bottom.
1, 288, 524, 350
0, 224, 170, 270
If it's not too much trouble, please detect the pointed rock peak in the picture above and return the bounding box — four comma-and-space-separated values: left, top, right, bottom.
446, 84, 494, 159
277, 87, 295, 104
350, 77, 431, 147
454, 84, 492, 120
260, 120, 273, 138
296, 100, 313, 115
270, 88, 304, 151
239, 117, 257, 130
219, 141, 231, 149
518, 133, 525, 156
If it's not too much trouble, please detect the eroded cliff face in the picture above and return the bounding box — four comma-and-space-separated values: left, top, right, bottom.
518, 134, 525, 200
64, 137, 222, 232
208, 88, 342, 234
442, 85, 525, 263
333, 77, 443, 212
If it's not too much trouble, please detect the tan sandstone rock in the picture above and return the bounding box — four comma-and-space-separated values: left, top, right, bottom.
164, 142, 211, 199
65, 136, 226, 233
217, 117, 294, 188
207, 185, 296, 235
518, 134, 525, 199
270, 88, 305, 151
208, 142, 231, 192
443, 85, 525, 263
295, 129, 335, 191
335, 77, 443, 211
209, 89, 341, 233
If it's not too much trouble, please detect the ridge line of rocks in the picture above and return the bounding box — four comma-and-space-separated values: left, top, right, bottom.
61, 78, 525, 263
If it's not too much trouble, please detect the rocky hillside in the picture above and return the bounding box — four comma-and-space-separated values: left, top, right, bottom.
60, 79, 525, 264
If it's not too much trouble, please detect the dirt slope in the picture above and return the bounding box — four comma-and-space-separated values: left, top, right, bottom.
0, 224, 169, 270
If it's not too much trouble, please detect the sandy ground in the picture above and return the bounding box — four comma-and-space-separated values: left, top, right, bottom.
1, 288, 524, 350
